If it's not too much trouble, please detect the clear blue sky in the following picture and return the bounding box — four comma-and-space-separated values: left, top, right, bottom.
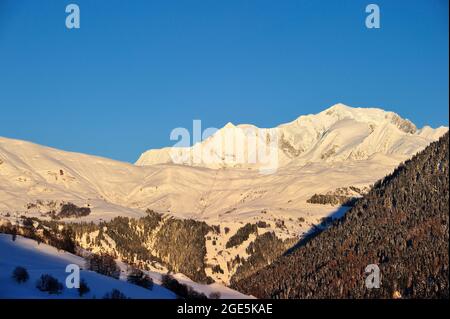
0, 0, 448, 162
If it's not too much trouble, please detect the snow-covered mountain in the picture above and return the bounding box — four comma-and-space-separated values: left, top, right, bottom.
0, 103, 447, 285
136, 103, 448, 169
2, 104, 445, 225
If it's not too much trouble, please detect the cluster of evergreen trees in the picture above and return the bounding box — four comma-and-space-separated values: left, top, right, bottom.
225, 223, 258, 249
1, 209, 215, 285
52, 203, 91, 219
307, 194, 358, 207
160, 274, 207, 299
230, 232, 295, 284
127, 268, 154, 290
86, 253, 121, 279
67, 211, 214, 283
0, 218, 76, 254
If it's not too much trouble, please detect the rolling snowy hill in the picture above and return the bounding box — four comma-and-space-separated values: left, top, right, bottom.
0, 234, 176, 299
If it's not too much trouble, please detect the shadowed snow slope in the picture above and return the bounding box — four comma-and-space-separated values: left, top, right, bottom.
0, 234, 176, 299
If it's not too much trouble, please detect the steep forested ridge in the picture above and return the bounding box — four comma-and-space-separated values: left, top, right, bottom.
233, 133, 449, 299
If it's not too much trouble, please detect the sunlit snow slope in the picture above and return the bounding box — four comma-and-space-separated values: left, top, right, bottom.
0, 103, 447, 285
1, 104, 446, 226
137, 103, 448, 168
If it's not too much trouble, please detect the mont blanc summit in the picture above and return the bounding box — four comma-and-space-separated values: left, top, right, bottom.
136, 103, 447, 168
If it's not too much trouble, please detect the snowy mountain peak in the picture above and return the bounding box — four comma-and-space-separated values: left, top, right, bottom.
311, 103, 417, 134
223, 122, 236, 129
136, 104, 446, 168
323, 102, 353, 113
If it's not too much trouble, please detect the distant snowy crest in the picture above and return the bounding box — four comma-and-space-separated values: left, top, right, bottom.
136, 103, 448, 170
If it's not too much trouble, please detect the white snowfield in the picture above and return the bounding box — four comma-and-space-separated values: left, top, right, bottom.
136, 103, 447, 168
0, 234, 176, 299
0, 103, 447, 285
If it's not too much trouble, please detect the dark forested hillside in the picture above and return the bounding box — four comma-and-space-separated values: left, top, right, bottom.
233, 133, 449, 299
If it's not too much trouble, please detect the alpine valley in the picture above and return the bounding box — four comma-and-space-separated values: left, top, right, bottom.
0, 104, 448, 298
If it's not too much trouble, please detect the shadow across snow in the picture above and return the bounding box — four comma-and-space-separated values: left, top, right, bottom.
283, 205, 352, 256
